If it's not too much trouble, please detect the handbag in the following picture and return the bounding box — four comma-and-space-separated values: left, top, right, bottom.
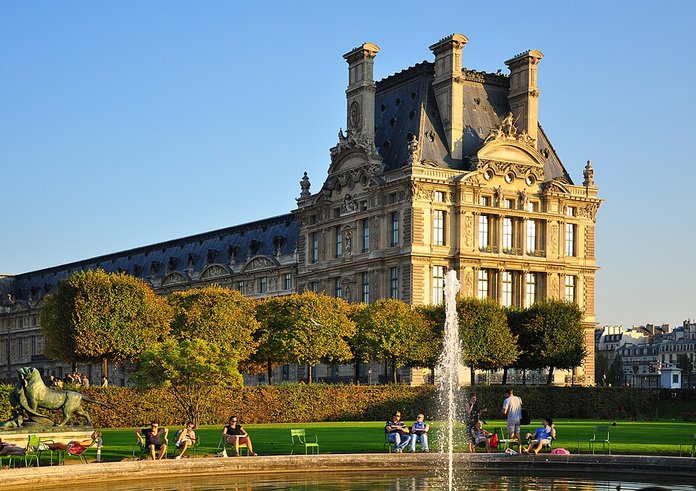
520, 408, 531, 426
489, 433, 499, 448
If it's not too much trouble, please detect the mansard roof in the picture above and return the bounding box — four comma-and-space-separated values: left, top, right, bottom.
373, 61, 572, 183
1, 214, 298, 304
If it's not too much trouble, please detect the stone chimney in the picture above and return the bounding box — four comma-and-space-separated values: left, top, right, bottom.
343, 43, 380, 139
429, 34, 468, 160
504, 50, 544, 143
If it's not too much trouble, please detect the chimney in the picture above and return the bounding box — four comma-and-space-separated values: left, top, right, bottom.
504, 50, 544, 143
429, 34, 468, 160
343, 43, 380, 139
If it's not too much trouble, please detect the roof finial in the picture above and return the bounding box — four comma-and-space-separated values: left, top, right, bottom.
583, 160, 595, 187
299, 171, 311, 198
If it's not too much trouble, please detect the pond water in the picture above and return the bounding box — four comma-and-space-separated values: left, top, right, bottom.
31, 470, 695, 491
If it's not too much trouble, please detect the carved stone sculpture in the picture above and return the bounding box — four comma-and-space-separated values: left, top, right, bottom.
583, 160, 595, 187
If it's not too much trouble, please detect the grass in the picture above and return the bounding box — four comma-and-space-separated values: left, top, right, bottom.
80, 419, 696, 463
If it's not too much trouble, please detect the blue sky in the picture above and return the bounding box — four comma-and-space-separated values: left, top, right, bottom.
1, 1, 694, 328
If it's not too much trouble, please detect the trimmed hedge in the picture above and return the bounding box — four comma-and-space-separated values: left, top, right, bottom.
0, 384, 692, 428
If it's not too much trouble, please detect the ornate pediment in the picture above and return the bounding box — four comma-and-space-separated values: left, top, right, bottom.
329, 128, 380, 161
162, 272, 189, 286
323, 161, 385, 194
541, 178, 572, 195
477, 113, 545, 169
200, 264, 230, 280
242, 255, 279, 272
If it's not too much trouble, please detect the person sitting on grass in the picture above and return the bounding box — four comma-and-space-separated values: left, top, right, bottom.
385, 410, 411, 453
409, 413, 430, 453
222, 416, 258, 456
136, 422, 168, 460
522, 418, 556, 454
174, 422, 197, 459
470, 420, 493, 453
44, 430, 100, 454
0, 438, 25, 456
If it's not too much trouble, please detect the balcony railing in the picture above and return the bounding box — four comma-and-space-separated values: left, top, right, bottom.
503, 247, 523, 256
479, 245, 499, 253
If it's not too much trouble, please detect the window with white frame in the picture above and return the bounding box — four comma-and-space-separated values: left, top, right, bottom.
335, 227, 343, 257
434, 210, 446, 246
259, 277, 267, 294
284, 273, 292, 290
478, 215, 489, 247
503, 217, 513, 250
434, 190, 446, 202
565, 223, 575, 256
477, 269, 489, 299
362, 219, 370, 253
526, 220, 537, 253
501, 271, 513, 307
432, 266, 445, 304
308, 281, 318, 293
390, 267, 399, 299
525, 273, 537, 307
310, 232, 319, 263
390, 212, 399, 247
237, 280, 244, 292
565, 275, 576, 303
335, 278, 342, 298
361, 272, 369, 303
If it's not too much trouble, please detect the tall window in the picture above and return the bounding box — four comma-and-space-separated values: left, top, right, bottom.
335, 227, 343, 257
361, 272, 370, 303
478, 215, 489, 248
526, 220, 536, 253
434, 210, 446, 246
565, 275, 576, 302
432, 266, 445, 304
390, 267, 399, 299
477, 269, 489, 299
565, 223, 576, 256
284, 273, 292, 290
390, 212, 399, 247
335, 278, 342, 298
237, 280, 244, 292
503, 218, 513, 250
362, 219, 370, 253
259, 277, 267, 294
308, 281, 318, 293
525, 273, 537, 307
310, 232, 319, 263
501, 271, 513, 307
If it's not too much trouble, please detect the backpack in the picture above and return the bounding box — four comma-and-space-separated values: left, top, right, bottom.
551, 448, 570, 455
520, 408, 531, 426
489, 433, 499, 448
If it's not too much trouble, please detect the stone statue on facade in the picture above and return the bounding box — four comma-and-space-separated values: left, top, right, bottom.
407, 136, 420, 165
299, 172, 311, 198
583, 160, 595, 187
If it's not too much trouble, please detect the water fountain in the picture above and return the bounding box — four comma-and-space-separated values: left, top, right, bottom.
436, 269, 463, 490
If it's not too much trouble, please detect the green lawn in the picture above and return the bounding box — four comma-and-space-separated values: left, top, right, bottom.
84, 419, 696, 463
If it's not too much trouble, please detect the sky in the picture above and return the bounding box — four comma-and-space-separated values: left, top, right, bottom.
1, 1, 695, 329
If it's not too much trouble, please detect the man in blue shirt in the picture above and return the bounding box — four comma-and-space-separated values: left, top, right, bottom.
385, 411, 411, 453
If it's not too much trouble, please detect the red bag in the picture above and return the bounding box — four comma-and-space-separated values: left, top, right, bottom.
490, 433, 499, 448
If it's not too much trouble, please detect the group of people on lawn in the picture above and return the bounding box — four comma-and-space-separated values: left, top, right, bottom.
135, 415, 257, 460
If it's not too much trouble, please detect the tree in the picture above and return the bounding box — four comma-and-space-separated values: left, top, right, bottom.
354, 299, 434, 384
243, 296, 290, 385
595, 351, 610, 386
415, 304, 445, 384
251, 292, 355, 384
457, 297, 518, 385
524, 299, 587, 384
608, 353, 624, 386
133, 286, 259, 424
677, 354, 693, 388
40, 270, 172, 377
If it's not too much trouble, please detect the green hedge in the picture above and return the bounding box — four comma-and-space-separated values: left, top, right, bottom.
0, 384, 681, 428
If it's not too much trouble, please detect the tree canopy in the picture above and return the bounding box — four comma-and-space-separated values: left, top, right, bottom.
40, 270, 172, 374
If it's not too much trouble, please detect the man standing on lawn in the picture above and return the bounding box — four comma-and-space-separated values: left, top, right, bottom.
502, 388, 522, 448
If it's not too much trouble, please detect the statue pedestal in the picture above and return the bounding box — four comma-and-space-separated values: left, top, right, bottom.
0, 427, 94, 446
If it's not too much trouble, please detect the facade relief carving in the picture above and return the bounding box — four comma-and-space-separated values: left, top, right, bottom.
549, 273, 559, 299
578, 202, 600, 222
407, 136, 420, 165
462, 269, 474, 297
330, 128, 380, 160
200, 265, 228, 279
549, 223, 559, 256
243, 256, 278, 272
410, 182, 434, 201
162, 272, 187, 286
464, 215, 473, 247
482, 112, 536, 147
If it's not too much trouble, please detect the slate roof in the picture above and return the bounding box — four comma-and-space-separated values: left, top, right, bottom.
1, 214, 298, 303
373, 61, 573, 183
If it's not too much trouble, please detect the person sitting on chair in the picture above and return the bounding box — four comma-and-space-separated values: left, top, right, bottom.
409, 413, 430, 453
136, 422, 168, 460
44, 430, 100, 454
385, 410, 411, 453
0, 438, 25, 456
523, 418, 556, 454
222, 416, 257, 456
470, 420, 493, 453
174, 422, 197, 459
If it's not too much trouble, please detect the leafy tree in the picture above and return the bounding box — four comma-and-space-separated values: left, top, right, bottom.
608, 353, 624, 387
524, 299, 587, 384
505, 307, 541, 384
677, 354, 693, 388
346, 302, 368, 384
354, 299, 434, 384
133, 286, 259, 424
243, 296, 290, 385
595, 351, 610, 386
40, 270, 172, 377
251, 292, 355, 384
415, 304, 445, 384
457, 297, 518, 385
133, 338, 243, 426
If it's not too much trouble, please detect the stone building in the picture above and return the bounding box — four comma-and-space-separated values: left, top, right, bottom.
0, 33, 601, 386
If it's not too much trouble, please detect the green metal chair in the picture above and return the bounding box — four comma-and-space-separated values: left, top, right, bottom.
589, 425, 611, 455
216, 436, 247, 457
290, 429, 319, 455
173, 430, 200, 459
8, 435, 41, 468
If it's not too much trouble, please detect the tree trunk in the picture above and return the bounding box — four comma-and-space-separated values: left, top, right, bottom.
522, 369, 527, 385
101, 358, 107, 380
307, 364, 313, 384
546, 366, 554, 385
391, 360, 397, 384
267, 360, 273, 386
430, 365, 436, 385
470, 364, 476, 386
501, 367, 508, 385
354, 360, 360, 385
